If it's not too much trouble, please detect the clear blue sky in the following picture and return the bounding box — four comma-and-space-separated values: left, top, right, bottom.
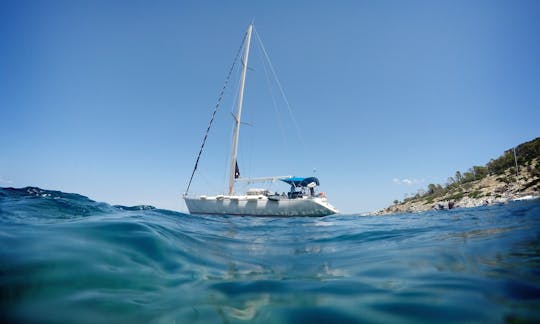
1, 0, 539, 213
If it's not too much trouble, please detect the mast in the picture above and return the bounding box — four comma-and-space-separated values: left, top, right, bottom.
228, 23, 253, 195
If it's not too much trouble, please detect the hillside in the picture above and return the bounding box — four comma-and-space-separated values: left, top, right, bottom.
377, 137, 540, 215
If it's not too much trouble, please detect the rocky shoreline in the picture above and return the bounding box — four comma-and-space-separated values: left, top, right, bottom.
374, 158, 540, 215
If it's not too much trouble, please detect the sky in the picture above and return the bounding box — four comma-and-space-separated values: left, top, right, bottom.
1, 0, 539, 213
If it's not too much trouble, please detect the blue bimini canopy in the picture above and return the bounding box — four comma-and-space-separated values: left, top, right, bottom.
280, 177, 320, 187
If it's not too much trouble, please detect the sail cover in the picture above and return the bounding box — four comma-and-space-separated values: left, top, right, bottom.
280, 177, 320, 187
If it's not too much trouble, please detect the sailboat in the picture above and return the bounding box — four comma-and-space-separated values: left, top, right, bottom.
183, 23, 338, 217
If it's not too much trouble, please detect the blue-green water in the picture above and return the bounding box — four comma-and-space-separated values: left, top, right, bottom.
1, 187, 539, 323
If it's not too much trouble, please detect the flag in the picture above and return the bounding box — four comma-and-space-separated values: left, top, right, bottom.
235, 161, 240, 179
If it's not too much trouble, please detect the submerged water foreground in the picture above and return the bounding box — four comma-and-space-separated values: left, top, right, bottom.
1, 187, 539, 323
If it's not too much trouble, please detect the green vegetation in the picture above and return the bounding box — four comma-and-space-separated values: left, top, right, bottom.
448, 192, 465, 200
398, 137, 540, 206
468, 190, 483, 199
487, 137, 540, 175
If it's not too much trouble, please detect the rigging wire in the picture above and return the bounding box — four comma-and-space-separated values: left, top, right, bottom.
185, 30, 248, 195
197, 166, 222, 195
253, 26, 306, 150
255, 33, 290, 152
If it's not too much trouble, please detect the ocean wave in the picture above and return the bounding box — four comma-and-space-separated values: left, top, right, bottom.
1, 187, 539, 322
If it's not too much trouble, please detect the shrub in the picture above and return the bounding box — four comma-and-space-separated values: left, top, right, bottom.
448, 192, 465, 200
468, 190, 483, 199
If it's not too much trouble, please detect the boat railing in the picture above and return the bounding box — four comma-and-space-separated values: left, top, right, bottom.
235, 175, 292, 184
182, 192, 216, 199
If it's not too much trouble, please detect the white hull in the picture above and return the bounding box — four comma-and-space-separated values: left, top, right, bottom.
184, 195, 338, 217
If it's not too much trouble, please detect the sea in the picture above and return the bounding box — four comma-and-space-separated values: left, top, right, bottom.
1, 187, 539, 323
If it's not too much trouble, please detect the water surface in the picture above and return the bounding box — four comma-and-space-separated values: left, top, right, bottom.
1, 187, 539, 323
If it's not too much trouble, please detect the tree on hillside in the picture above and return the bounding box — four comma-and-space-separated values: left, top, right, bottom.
473, 166, 488, 179
515, 137, 540, 164
463, 169, 476, 183
487, 152, 514, 175
427, 184, 437, 195
455, 171, 463, 183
